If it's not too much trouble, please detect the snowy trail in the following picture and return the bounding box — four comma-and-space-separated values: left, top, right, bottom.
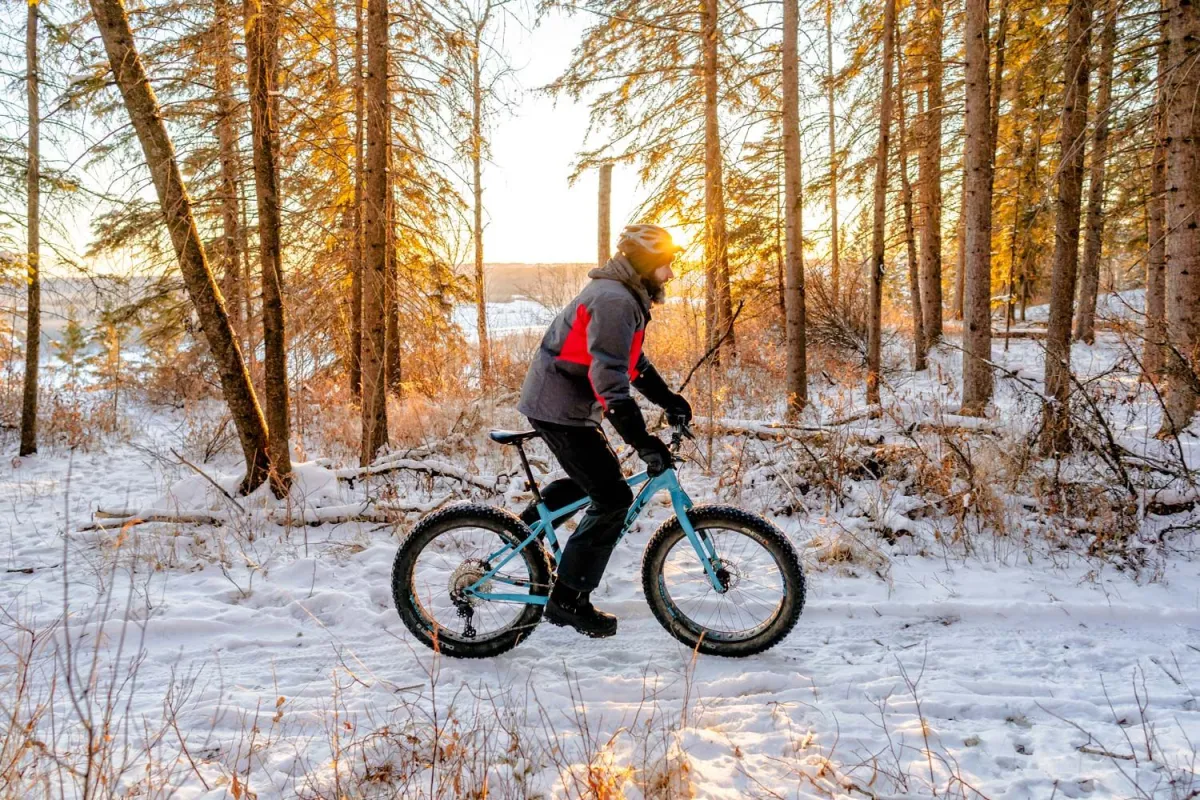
3, 428, 1199, 798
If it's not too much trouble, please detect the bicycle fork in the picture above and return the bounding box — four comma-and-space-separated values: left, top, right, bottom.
655, 470, 728, 594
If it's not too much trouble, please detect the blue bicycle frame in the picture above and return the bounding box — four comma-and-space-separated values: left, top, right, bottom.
465, 467, 726, 605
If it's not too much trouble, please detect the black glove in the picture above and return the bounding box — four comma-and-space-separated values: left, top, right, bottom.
632, 366, 692, 424
605, 398, 673, 475
637, 436, 672, 476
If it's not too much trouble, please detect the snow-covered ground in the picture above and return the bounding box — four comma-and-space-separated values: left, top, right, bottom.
2, 331, 1198, 798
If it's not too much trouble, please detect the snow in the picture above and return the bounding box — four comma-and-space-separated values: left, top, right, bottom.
452, 298, 558, 341
2, 331, 1199, 798
1023, 289, 1146, 324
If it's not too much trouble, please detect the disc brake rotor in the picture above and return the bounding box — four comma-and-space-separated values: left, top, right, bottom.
714, 560, 744, 592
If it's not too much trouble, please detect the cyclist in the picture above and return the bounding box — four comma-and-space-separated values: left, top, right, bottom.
517, 224, 693, 638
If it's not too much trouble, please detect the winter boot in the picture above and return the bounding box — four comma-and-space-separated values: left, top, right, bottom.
545, 583, 618, 638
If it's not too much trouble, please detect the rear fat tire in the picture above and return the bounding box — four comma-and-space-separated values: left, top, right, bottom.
641, 504, 805, 657
391, 503, 553, 659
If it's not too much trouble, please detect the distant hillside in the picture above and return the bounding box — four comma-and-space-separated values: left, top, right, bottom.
474, 263, 593, 304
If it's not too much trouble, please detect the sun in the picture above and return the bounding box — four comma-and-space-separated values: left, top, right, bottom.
662, 222, 696, 255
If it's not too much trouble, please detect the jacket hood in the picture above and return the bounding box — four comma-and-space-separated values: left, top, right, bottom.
588, 255, 663, 309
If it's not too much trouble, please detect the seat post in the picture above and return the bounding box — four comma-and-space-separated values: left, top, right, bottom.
514, 443, 543, 505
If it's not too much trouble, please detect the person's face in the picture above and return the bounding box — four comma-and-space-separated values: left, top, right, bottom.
652, 260, 675, 285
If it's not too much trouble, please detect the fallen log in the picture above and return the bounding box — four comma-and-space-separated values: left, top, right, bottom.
82, 496, 452, 532
335, 457, 502, 492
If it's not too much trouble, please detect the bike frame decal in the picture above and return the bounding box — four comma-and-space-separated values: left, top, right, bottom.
468, 466, 726, 605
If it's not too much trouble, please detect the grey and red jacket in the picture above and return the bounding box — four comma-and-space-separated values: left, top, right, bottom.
519, 256, 656, 427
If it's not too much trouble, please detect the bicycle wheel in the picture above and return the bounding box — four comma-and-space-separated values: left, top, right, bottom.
391, 503, 553, 659
641, 505, 805, 657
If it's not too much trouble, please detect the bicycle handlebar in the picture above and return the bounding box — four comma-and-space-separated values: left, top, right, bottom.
668, 420, 694, 454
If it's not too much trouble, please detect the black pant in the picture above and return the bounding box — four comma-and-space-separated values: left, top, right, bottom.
518, 419, 632, 593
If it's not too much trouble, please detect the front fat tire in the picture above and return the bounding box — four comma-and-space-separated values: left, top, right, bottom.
391, 503, 553, 659
641, 505, 805, 657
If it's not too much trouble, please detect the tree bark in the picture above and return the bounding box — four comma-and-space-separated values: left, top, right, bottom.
385, 158, 401, 392
701, 0, 734, 357
350, 0, 364, 397
1146, 5, 1168, 379
471, 41, 490, 388
897, 14, 926, 372
19, 0, 39, 458
215, 0, 245, 346
1041, 0, 1092, 453
598, 162, 613, 266
245, 0, 292, 490
1074, 0, 1117, 344
360, 0, 390, 464
960, 0, 994, 416
782, 0, 807, 415
868, 0, 896, 407
918, 0, 944, 341
952, 175, 966, 319
827, 0, 841, 305
90, 0, 271, 488
1158, 0, 1200, 435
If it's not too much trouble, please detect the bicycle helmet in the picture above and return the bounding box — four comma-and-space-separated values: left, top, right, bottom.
616, 224, 684, 262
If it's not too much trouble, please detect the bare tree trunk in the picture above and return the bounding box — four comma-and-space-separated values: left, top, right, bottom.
215, 0, 244, 347
868, 0, 896, 407
350, 0, 364, 397
827, 0, 841, 304
952, 175, 966, 319
240, 180, 257, 369
774, 175, 786, 325
1074, 0, 1117, 344
90, 0, 271, 489
1158, 0, 1200, 435
919, 0, 944, 340
1145, 5, 1168, 379
245, 0, 292, 490
1042, 0, 1092, 453
471, 43, 490, 388
1015, 77, 1049, 328
386, 163, 401, 392
960, 0, 994, 416
19, 0, 39, 458
782, 0, 807, 415
897, 15, 926, 372
598, 162, 612, 266
360, 0, 390, 464
701, 0, 734, 356
989, 0, 1008, 165
1004, 126, 1025, 346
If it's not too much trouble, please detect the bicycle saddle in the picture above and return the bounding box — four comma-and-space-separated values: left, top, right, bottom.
488, 429, 540, 445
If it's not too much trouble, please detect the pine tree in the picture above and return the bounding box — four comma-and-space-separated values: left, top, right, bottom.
1042, 0, 1092, 453
960, 0, 994, 416
1145, 2, 1168, 379
918, 0, 944, 341
1074, 0, 1117, 344
897, 6, 926, 372
1157, 0, 1200, 435
246, 0, 293, 488
783, 0, 807, 414
19, 0, 40, 457
360, 0, 390, 464
868, 0, 896, 407
89, 0, 273, 490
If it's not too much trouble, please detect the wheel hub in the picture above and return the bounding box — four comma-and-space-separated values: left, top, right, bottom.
714, 560, 742, 592
449, 558, 493, 606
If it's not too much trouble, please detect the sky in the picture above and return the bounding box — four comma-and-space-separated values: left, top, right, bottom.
477, 10, 651, 265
